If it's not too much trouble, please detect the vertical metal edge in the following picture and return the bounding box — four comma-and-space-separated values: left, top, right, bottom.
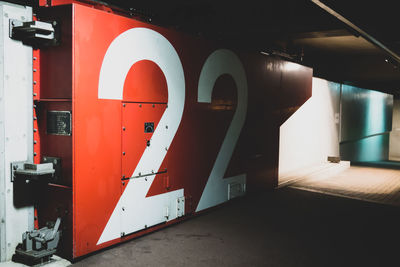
339, 83, 342, 143
26, 5, 34, 233
71, 3, 76, 259
0, 5, 6, 262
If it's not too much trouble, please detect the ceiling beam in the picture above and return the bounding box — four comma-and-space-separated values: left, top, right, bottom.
289, 29, 352, 40
310, 0, 400, 64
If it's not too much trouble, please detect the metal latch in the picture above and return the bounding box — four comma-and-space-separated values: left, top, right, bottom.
9, 19, 60, 47
15, 217, 62, 264
11, 162, 55, 182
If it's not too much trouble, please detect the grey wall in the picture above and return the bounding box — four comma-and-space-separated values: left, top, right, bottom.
279, 78, 394, 177
340, 84, 393, 162
389, 98, 400, 161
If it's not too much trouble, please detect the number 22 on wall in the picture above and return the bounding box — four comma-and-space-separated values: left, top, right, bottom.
97, 27, 247, 245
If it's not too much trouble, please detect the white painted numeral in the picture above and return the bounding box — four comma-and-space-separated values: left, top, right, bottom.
196, 49, 248, 211
97, 28, 185, 245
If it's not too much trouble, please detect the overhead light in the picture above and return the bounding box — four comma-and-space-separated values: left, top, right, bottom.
385, 59, 389, 63
283, 62, 301, 72
260, 51, 270, 56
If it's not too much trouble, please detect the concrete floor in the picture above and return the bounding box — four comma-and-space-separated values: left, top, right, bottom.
291, 164, 400, 206
72, 187, 400, 267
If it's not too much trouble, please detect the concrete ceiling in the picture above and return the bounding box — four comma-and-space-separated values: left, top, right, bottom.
37, 0, 400, 95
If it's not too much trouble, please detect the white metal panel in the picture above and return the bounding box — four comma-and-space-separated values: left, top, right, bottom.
0, 2, 33, 262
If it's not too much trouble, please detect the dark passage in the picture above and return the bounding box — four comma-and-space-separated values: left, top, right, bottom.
72, 188, 400, 267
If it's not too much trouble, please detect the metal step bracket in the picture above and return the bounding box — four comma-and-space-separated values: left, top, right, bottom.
9, 19, 59, 47
11, 162, 55, 182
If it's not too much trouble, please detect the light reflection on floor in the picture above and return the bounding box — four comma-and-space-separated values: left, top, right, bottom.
282, 163, 400, 206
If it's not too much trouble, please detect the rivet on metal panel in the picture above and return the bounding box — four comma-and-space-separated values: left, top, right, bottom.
122, 152, 125, 155
165, 147, 168, 151
122, 175, 125, 179
122, 127, 125, 131
122, 182, 125, 186
152, 104, 155, 108
34, 152, 37, 156
34, 140, 37, 144
33, 57, 37, 60
33, 69, 37, 72
33, 117, 37, 120
122, 103, 126, 107
33, 93, 37, 96
33, 81, 37, 85
145, 177, 147, 181
33, 129, 37, 132
138, 172, 141, 176
122, 207, 125, 211
139, 104, 142, 107
165, 125, 168, 129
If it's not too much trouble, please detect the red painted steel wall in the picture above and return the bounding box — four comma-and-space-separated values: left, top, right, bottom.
36, 2, 312, 259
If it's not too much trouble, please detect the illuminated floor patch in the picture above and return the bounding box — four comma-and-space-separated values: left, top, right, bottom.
278, 161, 350, 188
289, 165, 400, 206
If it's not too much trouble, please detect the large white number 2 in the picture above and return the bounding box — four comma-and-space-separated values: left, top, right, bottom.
196, 49, 248, 211
97, 28, 185, 245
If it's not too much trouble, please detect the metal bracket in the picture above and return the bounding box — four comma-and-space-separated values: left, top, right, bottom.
9, 19, 60, 48
42, 156, 62, 182
11, 162, 55, 183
